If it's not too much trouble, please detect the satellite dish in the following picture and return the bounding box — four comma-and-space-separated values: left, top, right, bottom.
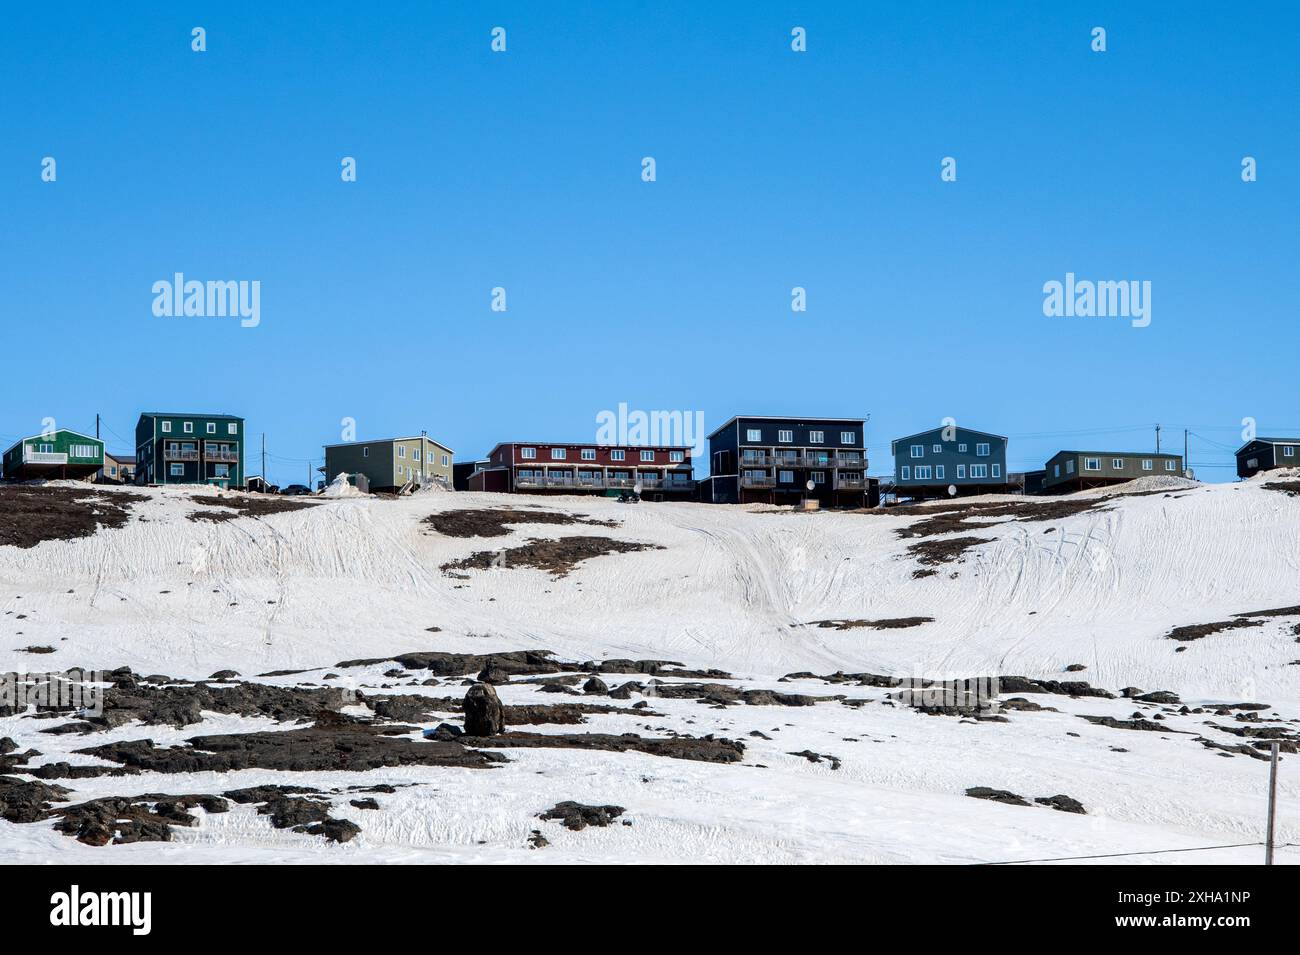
805, 479, 815, 491
633, 481, 643, 494
947, 484, 957, 497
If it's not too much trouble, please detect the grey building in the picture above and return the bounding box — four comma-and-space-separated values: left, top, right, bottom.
1042, 450, 1183, 493
891, 427, 1009, 499
1236, 438, 1300, 478
323, 434, 453, 493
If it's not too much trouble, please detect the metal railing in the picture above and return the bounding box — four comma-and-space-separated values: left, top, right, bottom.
22, 449, 67, 465
740, 474, 776, 488
163, 448, 200, 461
204, 448, 240, 462
834, 476, 867, 490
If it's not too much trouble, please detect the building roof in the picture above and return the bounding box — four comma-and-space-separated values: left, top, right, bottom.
1049, 449, 1181, 458
140, 411, 243, 420
322, 436, 455, 454
1234, 437, 1300, 455
707, 415, 867, 440
486, 441, 692, 452
891, 426, 1008, 447
2, 429, 103, 457
104, 452, 136, 463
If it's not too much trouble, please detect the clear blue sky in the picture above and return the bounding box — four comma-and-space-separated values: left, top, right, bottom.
3, 2, 1296, 484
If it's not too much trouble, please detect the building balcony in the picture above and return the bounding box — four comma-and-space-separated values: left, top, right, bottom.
740, 474, 776, 488
639, 477, 696, 491
22, 449, 67, 465
163, 448, 200, 461
204, 448, 240, 462
834, 476, 867, 490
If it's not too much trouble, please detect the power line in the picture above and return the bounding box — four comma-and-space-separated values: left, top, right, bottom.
975, 841, 1286, 865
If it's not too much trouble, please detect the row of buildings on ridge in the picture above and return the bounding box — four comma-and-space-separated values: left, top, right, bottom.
2, 412, 1296, 503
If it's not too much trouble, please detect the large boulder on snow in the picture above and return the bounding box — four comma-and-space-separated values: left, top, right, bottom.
463, 682, 505, 736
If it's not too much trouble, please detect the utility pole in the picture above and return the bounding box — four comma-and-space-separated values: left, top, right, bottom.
1184, 429, 1189, 476
261, 433, 267, 486
1155, 423, 1162, 454
95, 413, 100, 439
1266, 741, 1280, 865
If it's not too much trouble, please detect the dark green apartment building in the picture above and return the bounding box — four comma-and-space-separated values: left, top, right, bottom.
135, 412, 245, 488
2, 429, 104, 480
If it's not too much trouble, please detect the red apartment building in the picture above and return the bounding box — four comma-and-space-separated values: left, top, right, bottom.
468, 442, 695, 500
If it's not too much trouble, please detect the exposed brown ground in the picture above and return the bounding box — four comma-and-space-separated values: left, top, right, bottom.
441, 536, 660, 577
0, 485, 147, 549
424, 507, 618, 539
800, 617, 934, 630
187, 495, 319, 522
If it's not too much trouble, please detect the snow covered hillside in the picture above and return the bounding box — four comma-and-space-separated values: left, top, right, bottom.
2, 477, 1298, 864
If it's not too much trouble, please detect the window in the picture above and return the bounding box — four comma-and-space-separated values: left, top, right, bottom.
214, 464, 229, 478
841, 432, 855, 444
161, 421, 172, 433
70, 444, 97, 458
991, 464, 1001, 478
441, 455, 449, 467
933, 444, 942, 453
958, 443, 967, 453
957, 464, 966, 479
413, 450, 422, 462
669, 451, 684, 463
1066, 460, 1075, 474
227, 422, 238, 435
778, 470, 795, 484
778, 430, 793, 443
970, 464, 988, 479
1054, 464, 1060, 477
581, 449, 596, 461
611, 449, 625, 461
911, 445, 924, 458
169, 463, 184, 476
551, 448, 566, 460
362, 447, 369, 457
901, 466, 911, 480
935, 465, 944, 479
640, 450, 654, 462
521, 447, 536, 459
1084, 458, 1100, 471
206, 422, 216, 434
746, 429, 762, 441
976, 443, 990, 457
915, 465, 932, 480
808, 431, 824, 444
811, 471, 826, 484
1112, 458, 1124, 470
36, 442, 53, 453
398, 446, 406, 458
1141, 459, 1152, 471
183, 422, 193, 433
1284, 446, 1296, 458
108, 466, 117, 476
1165, 459, 1177, 472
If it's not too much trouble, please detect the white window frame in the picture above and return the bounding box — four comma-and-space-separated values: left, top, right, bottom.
958, 443, 967, 452
808, 431, 824, 444
581, 449, 596, 461
778, 430, 793, 443
206, 422, 216, 434
1067, 460, 1075, 474
551, 448, 566, 460
810, 470, 826, 484
910, 445, 924, 458
1284, 446, 1296, 458
183, 422, 193, 433
413, 450, 422, 462
778, 469, 795, 484
1141, 459, 1152, 471
746, 429, 762, 442
901, 466, 911, 480
957, 464, 966, 479
611, 449, 626, 461
991, 464, 1001, 478
970, 464, 988, 479
1165, 459, 1177, 472
840, 432, 855, 444
640, 450, 654, 462
441, 454, 449, 467
161, 421, 172, 433
935, 465, 944, 479
521, 447, 537, 459
669, 450, 684, 463
227, 422, 238, 435
362, 447, 369, 457
1111, 458, 1124, 470
933, 444, 942, 454
915, 465, 932, 480
976, 443, 990, 457
1083, 458, 1100, 471
398, 446, 406, 458
169, 463, 184, 476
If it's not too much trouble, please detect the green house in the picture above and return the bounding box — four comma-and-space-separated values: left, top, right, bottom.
135, 412, 245, 488
1, 429, 105, 481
